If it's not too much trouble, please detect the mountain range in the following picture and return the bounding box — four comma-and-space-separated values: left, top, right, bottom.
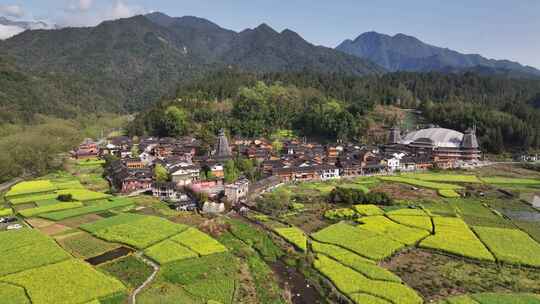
0, 12, 539, 123
0, 12, 382, 116
336, 31, 540, 77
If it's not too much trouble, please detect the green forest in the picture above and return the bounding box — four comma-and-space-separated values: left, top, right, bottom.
129, 70, 540, 154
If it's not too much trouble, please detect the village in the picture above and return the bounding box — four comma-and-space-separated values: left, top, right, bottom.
2, 122, 540, 304
72, 125, 484, 212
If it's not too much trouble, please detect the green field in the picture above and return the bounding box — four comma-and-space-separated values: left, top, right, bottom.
480, 177, 540, 185
0, 208, 13, 216
439, 189, 461, 198
98, 255, 154, 289
354, 204, 385, 216
0, 230, 72, 276
144, 240, 198, 264
439, 293, 540, 304
379, 176, 464, 190
57, 189, 111, 202
1, 259, 126, 304
83, 215, 188, 249
5, 180, 56, 198
0, 282, 30, 304
314, 254, 422, 304
473, 226, 540, 267
9, 193, 59, 205
357, 215, 430, 245
387, 214, 433, 232
169, 228, 228, 256
18, 202, 84, 218
77, 159, 106, 167
420, 217, 495, 261
58, 232, 120, 259
403, 173, 482, 183
312, 241, 401, 282
274, 226, 308, 252
312, 222, 404, 260
40, 198, 134, 220
150, 253, 238, 304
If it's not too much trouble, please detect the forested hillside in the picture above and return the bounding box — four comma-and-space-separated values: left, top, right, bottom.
129, 70, 540, 153
0, 13, 381, 123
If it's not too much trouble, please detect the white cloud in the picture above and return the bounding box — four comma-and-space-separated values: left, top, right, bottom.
108, 1, 144, 20
58, 0, 145, 27
0, 4, 24, 18
0, 24, 25, 40
68, 0, 94, 12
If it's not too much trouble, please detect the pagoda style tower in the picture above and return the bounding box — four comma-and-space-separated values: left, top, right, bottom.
460, 126, 481, 160
215, 128, 232, 161
388, 126, 402, 145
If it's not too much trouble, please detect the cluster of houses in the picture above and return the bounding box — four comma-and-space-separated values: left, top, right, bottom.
72, 125, 482, 212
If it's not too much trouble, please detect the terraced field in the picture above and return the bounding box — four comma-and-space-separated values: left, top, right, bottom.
0, 229, 126, 304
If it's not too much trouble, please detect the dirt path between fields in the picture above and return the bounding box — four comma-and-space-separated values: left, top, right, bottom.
130, 253, 159, 304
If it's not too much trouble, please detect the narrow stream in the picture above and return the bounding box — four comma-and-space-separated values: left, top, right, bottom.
271, 260, 323, 304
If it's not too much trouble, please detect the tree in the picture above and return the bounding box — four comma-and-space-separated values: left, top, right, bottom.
271, 140, 283, 154
154, 164, 169, 183
164, 106, 188, 137
130, 145, 140, 157
224, 160, 240, 183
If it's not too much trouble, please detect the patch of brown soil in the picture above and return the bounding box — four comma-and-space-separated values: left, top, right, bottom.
169, 212, 205, 227
59, 213, 103, 228
26, 218, 55, 228
372, 182, 439, 201
38, 223, 70, 236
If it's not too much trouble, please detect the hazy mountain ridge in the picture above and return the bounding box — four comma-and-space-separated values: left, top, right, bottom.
0, 12, 382, 119
337, 31, 540, 77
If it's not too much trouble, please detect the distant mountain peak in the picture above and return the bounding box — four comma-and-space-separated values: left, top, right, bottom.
254, 23, 277, 33
337, 31, 540, 78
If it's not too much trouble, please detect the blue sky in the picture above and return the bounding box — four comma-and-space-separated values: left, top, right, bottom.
2, 0, 539, 68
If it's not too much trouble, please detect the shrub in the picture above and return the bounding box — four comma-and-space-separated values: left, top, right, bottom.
324, 208, 356, 220
57, 194, 73, 202
329, 187, 393, 205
